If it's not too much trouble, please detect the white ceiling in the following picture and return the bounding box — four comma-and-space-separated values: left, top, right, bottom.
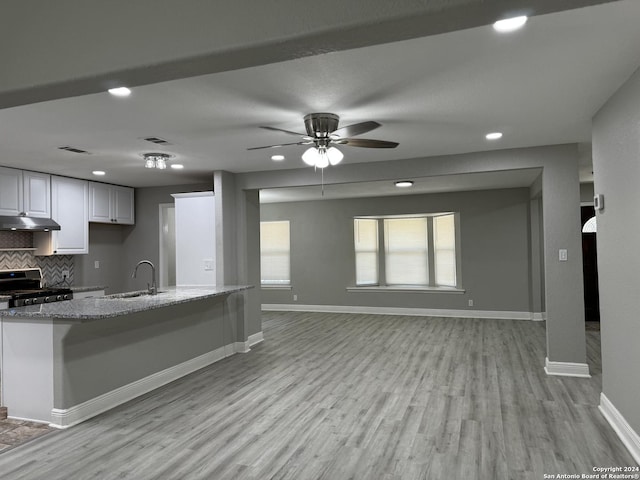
0, 1, 639, 191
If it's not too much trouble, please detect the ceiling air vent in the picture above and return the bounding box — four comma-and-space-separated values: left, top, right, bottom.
58, 146, 90, 154
143, 136, 171, 145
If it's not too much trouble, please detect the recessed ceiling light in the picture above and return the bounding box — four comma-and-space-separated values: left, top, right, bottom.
170, 164, 184, 169
493, 16, 528, 33
486, 132, 503, 140
92, 170, 106, 176
271, 154, 285, 161
395, 180, 414, 188
108, 87, 131, 97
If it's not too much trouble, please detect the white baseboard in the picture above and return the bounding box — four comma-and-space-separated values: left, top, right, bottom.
262, 303, 540, 321
248, 331, 264, 347
599, 393, 640, 465
234, 341, 251, 353
49, 342, 238, 429
544, 357, 591, 378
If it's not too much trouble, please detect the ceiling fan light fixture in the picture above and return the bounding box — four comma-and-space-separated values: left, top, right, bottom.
327, 147, 344, 165
302, 147, 319, 166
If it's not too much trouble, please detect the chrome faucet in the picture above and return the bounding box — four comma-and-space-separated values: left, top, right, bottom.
132, 260, 157, 295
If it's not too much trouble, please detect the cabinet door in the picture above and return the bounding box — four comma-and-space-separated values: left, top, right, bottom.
50, 176, 88, 254
89, 182, 112, 223
113, 186, 135, 224
0, 166, 23, 216
23, 171, 51, 218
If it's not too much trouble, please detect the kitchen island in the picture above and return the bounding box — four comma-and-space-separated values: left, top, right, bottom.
0, 285, 254, 428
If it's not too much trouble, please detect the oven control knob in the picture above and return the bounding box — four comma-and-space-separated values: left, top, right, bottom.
56, 295, 63, 301
44, 296, 51, 303
63, 294, 71, 300
24, 299, 32, 305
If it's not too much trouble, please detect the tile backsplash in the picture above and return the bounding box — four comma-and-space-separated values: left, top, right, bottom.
0, 231, 74, 286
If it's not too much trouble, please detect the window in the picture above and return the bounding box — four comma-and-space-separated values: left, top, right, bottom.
433, 214, 457, 287
384, 217, 429, 286
354, 218, 378, 285
353, 213, 459, 289
260, 221, 290, 285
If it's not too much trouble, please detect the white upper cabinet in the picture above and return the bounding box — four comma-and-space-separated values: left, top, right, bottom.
0, 167, 50, 218
0, 166, 23, 215
35, 176, 89, 255
23, 171, 51, 218
89, 182, 135, 225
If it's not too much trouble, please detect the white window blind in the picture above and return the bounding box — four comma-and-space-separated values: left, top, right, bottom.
384, 218, 429, 286
260, 221, 290, 285
433, 214, 457, 287
354, 218, 379, 285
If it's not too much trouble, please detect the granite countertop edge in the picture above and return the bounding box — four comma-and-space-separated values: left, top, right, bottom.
70, 285, 107, 293
0, 285, 254, 322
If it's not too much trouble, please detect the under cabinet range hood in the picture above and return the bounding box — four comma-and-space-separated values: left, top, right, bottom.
0, 215, 61, 231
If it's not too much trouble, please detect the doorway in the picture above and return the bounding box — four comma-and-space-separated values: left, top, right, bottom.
159, 203, 176, 288
581, 206, 600, 322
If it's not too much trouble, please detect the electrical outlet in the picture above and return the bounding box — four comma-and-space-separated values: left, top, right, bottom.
293, 294, 298, 301
203, 259, 214, 271
94, 260, 100, 269
559, 249, 568, 261
468, 299, 474, 307
62, 269, 70, 279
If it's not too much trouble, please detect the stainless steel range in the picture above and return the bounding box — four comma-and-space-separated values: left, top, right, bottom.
0, 268, 73, 307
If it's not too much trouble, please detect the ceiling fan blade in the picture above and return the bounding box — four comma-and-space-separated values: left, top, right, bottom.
336, 138, 399, 148
247, 141, 310, 151
260, 126, 306, 137
332, 121, 381, 138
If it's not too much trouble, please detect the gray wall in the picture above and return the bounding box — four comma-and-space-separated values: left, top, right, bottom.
75, 183, 211, 294
122, 183, 212, 292
592, 65, 640, 434
74, 224, 126, 293
232, 143, 586, 365
261, 188, 532, 312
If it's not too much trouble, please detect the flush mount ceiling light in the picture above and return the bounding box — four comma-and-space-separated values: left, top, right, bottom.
170, 164, 184, 170
108, 87, 131, 97
142, 152, 172, 170
271, 154, 285, 161
92, 170, 106, 176
486, 132, 503, 140
493, 16, 528, 33
395, 180, 414, 188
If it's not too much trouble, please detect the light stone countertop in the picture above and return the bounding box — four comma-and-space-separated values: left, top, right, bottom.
0, 285, 253, 322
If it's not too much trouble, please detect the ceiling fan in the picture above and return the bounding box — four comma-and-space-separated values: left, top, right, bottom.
248, 113, 399, 168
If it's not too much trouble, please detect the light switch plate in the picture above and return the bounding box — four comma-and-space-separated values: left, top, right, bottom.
559, 249, 568, 261
594, 194, 604, 211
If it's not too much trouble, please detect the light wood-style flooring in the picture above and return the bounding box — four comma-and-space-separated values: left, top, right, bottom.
0, 312, 636, 479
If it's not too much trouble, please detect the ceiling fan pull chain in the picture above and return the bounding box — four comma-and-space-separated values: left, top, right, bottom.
321, 168, 325, 197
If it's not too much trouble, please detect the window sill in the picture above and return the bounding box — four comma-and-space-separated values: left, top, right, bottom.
261, 284, 293, 290
346, 286, 465, 294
